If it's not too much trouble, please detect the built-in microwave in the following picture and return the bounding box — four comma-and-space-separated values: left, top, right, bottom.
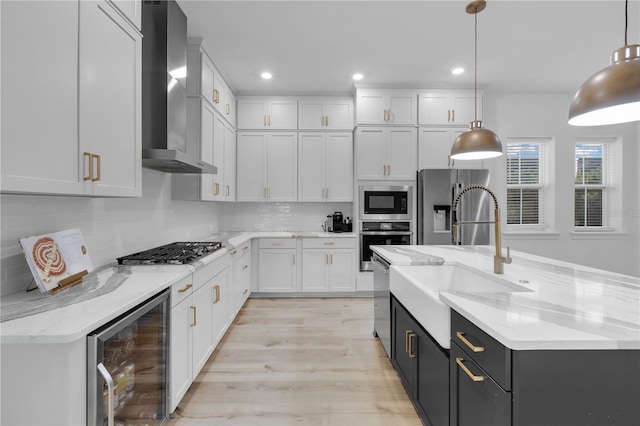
359, 185, 413, 220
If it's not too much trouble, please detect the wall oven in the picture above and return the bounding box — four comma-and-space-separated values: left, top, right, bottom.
360, 221, 412, 271
359, 185, 413, 220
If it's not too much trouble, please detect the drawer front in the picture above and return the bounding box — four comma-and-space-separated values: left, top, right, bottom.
302, 238, 356, 249
193, 254, 231, 289
229, 242, 251, 257
258, 238, 296, 249
451, 310, 511, 391
170, 275, 194, 308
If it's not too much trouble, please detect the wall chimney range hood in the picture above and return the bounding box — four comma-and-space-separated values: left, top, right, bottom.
141, 0, 216, 174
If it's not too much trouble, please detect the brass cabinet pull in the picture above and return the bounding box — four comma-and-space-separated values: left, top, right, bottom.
452, 109, 455, 122
292, 254, 296, 265
178, 283, 193, 293
94, 154, 101, 182
456, 357, 485, 382
84, 152, 92, 181
330, 253, 333, 264
226, 104, 230, 115
214, 89, 220, 104
383, 165, 387, 176
213, 284, 220, 303
268, 114, 271, 126
325, 187, 329, 199
243, 245, 249, 251
226, 185, 230, 196
230, 250, 238, 255
191, 306, 197, 327
264, 115, 267, 127
325, 115, 329, 126
326, 254, 329, 264
272, 241, 284, 246
324, 241, 335, 246
387, 164, 390, 176
456, 331, 485, 352
242, 289, 248, 295
448, 109, 451, 122
408, 332, 416, 358
214, 182, 220, 195
242, 264, 249, 270
405, 330, 411, 353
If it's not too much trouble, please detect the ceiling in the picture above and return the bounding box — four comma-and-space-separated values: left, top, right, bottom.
177, 0, 640, 96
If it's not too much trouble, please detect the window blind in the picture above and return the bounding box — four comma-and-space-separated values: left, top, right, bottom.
575, 143, 606, 227
506, 143, 545, 226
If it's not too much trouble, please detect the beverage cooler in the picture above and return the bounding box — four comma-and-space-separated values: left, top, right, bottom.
87, 289, 170, 425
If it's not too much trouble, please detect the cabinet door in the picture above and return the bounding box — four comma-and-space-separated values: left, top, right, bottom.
325, 133, 353, 202
328, 250, 356, 291
416, 327, 450, 426
298, 133, 325, 202
233, 249, 252, 315
223, 125, 236, 201
211, 112, 226, 200
191, 284, 213, 378
301, 250, 329, 291
324, 99, 353, 130
197, 100, 216, 201
357, 92, 385, 124
213, 73, 226, 115
225, 90, 236, 127
392, 298, 418, 396
419, 93, 450, 125
170, 298, 192, 412
79, 0, 142, 197
237, 98, 268, 129
268, 99, 298, 129
258, 249, 297, 292
450, 342, 511, 426
418, 128, 483, 170
355, 128, 386, 180
387, 93, 417, 124
1, 1, 83, 195
266, 133, 297, 201
211, 269, 229, 346
200, 52, 216, 104
110, 0, 141, 29
299, 100, 325, 130
450, 94, 478, 126
236, 133, 267, 201
387, 128, 417, 180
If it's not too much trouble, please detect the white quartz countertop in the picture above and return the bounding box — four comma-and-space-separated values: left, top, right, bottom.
372, 245, 640, 350
1, 231, 356, 344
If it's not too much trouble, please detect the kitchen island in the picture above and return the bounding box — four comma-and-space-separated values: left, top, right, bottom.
372, 244, 640, 426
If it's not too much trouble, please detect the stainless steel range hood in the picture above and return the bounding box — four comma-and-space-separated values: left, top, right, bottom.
141, 0, 216, 174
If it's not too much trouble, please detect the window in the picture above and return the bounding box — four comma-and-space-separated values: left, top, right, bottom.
506, 141, 549, 229
574, 143, 608, 229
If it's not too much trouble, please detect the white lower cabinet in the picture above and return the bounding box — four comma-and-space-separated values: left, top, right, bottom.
170, 255, 231, 413
258, 238, 297, 292
231, 243, 252, 316
302, 238, 356, 292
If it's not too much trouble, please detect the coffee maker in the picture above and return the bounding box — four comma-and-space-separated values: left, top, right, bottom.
332, 212, 343, 233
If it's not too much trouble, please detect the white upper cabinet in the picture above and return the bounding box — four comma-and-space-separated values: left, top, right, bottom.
356, 127, 417, 180
109, 0, 141, 29
223, 124, 236, 201
236, 132, 297, 201
298, 98, 353, 130
356, 89, 417, 125
1, 0, 142, 197
418, 127, 484, 170
418, 89, 482, 126
298, 133, 353, 202
79, 0, 142, 197
225, 90, 237, 128
237, 97, 298, 130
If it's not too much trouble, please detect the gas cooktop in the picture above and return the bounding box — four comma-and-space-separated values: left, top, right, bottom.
117, 241, 223, 265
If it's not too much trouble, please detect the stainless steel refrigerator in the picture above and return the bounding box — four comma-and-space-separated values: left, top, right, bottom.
417, 169, 491, 245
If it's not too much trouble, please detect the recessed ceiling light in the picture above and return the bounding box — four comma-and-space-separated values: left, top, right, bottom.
261, 72, 272, 80
452, 67, 465, 75
352, 73, 364, 81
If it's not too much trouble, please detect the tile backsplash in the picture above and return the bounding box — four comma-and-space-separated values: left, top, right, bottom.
0, 169, 353, 295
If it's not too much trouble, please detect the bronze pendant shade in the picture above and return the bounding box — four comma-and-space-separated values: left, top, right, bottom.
568, 1, 640, 126
450, 0, 503, 161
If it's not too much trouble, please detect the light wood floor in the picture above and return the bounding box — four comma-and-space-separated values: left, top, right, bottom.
169, 297, 422, 425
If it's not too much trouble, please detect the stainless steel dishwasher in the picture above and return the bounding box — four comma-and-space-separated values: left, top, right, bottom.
372, 252, 392, 358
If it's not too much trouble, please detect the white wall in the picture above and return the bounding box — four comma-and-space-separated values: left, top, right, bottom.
483, 93, 640, 276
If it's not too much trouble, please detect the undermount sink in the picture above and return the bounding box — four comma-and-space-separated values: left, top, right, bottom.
390, 264, 532, 349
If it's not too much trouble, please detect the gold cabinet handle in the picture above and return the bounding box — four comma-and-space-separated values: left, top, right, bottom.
456, 357, 484, 382
191, 306, 197, 327
272, 241, 284, 246
292, 254, 296, 265
94, 154, 101, 182
213, 284, 220, 303
408, 332, 416, 358
330, 253, 333, 264
325, 187, 329, 199
242, 289, 248, 295
405, 330, 411, 353
226, 104, 230, 115
230, 249, 238, 255
83, 152, 93, 181
326, 254, 329, 264
456, 331, 485, 353
448, 109, 451, 122
383, 165, 387, 176
243, 245, 249, 251
214, 89, 220, 104
178, 283, 193, 293
383, 109, 387, 121
214, 182, 220, 195
452, 109, 455, 122
325, 115, 329, 126
268, 114, 271, 126
242, 264, 249, 270
264, 115, 267, 127
387, 164, 391, 176
324, 241, 335, 246
226, 185, 230, 196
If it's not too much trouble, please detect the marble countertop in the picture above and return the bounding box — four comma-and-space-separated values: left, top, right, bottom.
371, 245, 640, 350
0, 231, 357, 345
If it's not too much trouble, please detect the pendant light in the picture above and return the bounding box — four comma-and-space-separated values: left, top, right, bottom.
450, 0, 503, 160
568, 0, 640, 126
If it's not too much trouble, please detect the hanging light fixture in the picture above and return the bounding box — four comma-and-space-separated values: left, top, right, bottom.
568, 0, 640, 126
450, 0, 503, 160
